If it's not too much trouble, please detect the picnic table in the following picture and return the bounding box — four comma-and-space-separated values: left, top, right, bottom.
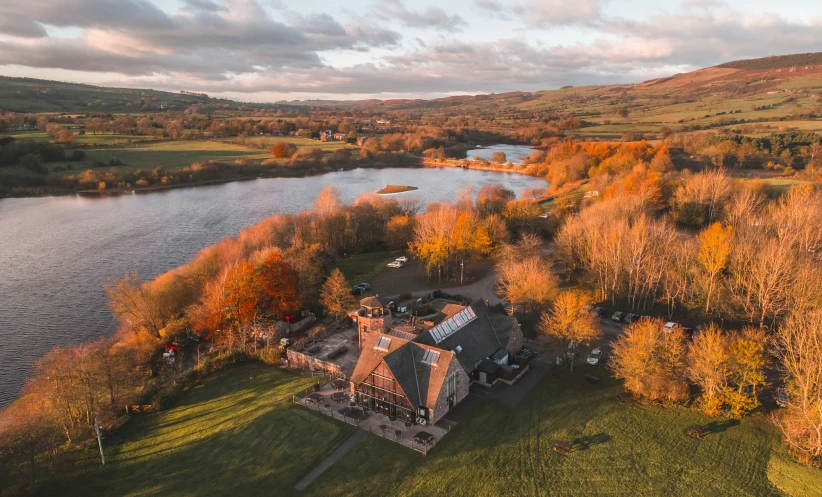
686, 424, 705, 439
331, 392, 347, 403
305, 392, 324, 404
585, 374, 600, 384
331, 379, 348, 390
553, 440, 572, 455
413, 431, 436, 446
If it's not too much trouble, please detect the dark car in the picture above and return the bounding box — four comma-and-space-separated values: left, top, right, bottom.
351, 286, 366, 296
592, 306, 607, 318
623, 313, 639, 323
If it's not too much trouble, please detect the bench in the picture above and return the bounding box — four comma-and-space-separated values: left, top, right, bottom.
686, 424, 705, 439
616, 392, 630, 404
585, 374, 600, 384
553, 440, 572, 455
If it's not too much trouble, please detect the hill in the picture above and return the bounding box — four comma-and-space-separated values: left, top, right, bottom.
0, 76, 235, 113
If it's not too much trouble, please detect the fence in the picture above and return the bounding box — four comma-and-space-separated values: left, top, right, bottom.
287, 348, 342, 375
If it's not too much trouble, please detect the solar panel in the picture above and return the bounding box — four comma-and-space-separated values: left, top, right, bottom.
429, 306, 478, 343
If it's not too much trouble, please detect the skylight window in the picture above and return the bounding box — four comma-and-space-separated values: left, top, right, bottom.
421, 349, 440, 366
428, 307, 477, 344
375, 336, 391, 351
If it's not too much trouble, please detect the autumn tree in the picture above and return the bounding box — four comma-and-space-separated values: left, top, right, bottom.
320, 268, 355, 319
490, 151, 507, 164
726, 326, 768, 416
496, 256, 558, 316
257, 250, 299, 319
191, 261, 262, 348
538, 291, 602, 370
271, 141, 298, 158
610, 319, 688, 403
774, 310, 822, 465
687, 324, 731, 416
697, 223, 733, 313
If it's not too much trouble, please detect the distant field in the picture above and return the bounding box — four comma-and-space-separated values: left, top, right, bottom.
80, 139, 273, 170
334, 250, 396, 283
35, 363, 354, 497
241, 135, 353, 152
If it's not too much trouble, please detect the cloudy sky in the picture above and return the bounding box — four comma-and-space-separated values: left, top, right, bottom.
0, 0, 820, 101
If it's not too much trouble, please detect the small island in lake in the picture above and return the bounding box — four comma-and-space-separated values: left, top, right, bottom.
376, 184, 418, 194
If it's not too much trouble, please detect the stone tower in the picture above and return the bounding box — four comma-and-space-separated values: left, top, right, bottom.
357, 296, 391, 347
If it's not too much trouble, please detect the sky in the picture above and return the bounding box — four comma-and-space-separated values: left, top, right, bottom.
0, 0, 821, 102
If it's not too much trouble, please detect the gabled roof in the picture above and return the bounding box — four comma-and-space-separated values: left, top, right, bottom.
414, 300, 518, 373
382, 342, 454, 409
436, 303, 467, 323
350, 332, 409, 386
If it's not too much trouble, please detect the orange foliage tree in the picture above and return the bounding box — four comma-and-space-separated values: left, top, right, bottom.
257, 251, 299, 320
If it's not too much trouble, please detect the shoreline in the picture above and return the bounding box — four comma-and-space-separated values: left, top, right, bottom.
1, 159, 539, 200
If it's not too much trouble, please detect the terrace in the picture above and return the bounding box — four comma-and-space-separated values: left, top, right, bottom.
295, 380, 451, 454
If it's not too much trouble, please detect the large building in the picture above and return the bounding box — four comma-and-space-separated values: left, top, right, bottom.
350, 299, 525, 425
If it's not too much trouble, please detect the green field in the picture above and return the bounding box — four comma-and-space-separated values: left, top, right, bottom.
35, 363, 354, 497
81, 139, 273, 170
334, 250, 396, 283
35, 363, 822, 497
310, 372, 820, 497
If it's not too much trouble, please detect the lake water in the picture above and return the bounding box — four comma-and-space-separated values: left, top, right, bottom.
466, 144, 537, 164
0, 167, 547, 407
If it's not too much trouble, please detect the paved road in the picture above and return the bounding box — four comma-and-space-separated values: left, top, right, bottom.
294, 429, 366, 491
382, 266, 500, 305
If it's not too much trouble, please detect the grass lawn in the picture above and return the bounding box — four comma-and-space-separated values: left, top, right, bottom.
81, 140, 273, 170
334, 249, 397, 283
307, 371, 821, 497
36, 363, 354, 497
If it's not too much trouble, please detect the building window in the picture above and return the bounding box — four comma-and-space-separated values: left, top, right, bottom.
446, 374, 456, 397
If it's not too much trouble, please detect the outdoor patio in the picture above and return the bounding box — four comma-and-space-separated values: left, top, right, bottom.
296, 381, 451, 454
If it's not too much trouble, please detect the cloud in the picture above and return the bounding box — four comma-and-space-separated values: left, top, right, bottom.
0, 0, 820, 100
373, 0, 467, 30
514, 0, 606, 27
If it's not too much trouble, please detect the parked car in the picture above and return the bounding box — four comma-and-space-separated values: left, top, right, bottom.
587, 348, 603, 366
592, 306, 607, 317
664, 322, 679, 332
395, 256, 408, 263
387, 261, 404, 268
611, 311, 625, 322
351, 285, 366, 296
681, 327, 694, 338
623, 313, 639, 323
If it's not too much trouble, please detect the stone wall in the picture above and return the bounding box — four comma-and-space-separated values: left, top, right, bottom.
357, 314, 391, 347
505, 317, 524, 354
429, 360, 471, 424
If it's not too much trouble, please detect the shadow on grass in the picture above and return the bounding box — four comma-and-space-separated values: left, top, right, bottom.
704, 419, 740, 435
572, 432, 611, 451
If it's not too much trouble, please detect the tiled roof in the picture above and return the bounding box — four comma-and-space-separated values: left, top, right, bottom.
382, 342, 454, 409
414, 300, 517, 373
350, 332, 409, 386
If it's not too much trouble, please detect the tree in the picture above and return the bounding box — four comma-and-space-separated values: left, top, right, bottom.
496, 256, 557, 317
538, 291, 602, 370
191, 261, 262, 348
610, 319, 688, 403
320, 268, 355, 319
257, 251, 299, 320
697, 223, 733, 313
271, 141, 297, 158
774, 310, 822, 465
686, 324, 730, 416
727, 326, 768, 416
490, 151, 507, 164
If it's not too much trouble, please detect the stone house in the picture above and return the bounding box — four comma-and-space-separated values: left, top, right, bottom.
350, 299, 524, 425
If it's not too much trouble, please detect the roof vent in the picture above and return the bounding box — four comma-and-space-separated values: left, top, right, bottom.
454, 345, 463, 354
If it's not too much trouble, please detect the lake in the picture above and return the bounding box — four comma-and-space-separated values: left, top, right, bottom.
0, 167, 547, 407
466, 144, 537, 164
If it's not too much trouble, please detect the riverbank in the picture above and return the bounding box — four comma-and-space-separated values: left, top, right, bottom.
2, 157, 541, 199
